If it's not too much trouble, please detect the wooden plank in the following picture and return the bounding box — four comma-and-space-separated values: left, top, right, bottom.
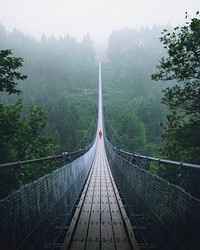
105, 156, 140, 250
101, 174, 116, 249
85, 188, 101, 249
61, 151, 97, 250
61, 139, 139, 250
85, 148, 101, 249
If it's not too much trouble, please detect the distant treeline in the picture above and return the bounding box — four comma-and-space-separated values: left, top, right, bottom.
0, 23, 171, 157
104, 25, 170, 156
0, 24, 98, 153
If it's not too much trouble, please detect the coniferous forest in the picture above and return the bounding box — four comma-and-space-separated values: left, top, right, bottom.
0, 26, 98, 163
0, 16, 200, 166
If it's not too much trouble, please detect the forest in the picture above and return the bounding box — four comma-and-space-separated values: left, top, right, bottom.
103, 25, 169, 155
0, 15, 200, 166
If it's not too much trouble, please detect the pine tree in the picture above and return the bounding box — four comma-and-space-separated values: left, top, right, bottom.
152, 12, 200, 164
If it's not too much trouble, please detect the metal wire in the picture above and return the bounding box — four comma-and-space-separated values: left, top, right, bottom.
0, 138, 97, 249
105, 114, 129, 152
73, 115, 96, 152
105, 138, 200, 249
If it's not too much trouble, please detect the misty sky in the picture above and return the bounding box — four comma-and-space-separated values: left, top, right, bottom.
0, 0, 199, 43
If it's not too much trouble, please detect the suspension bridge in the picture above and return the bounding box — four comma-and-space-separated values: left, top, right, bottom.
0, 62, 200, 250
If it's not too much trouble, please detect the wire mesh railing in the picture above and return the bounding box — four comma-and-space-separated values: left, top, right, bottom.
0, 138, 97, 249
105, 138, 200, 250
111, 146, 200, 199
0, 143, 94, 199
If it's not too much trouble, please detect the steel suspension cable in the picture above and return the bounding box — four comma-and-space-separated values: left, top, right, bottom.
73, 114, 96, 152
105, 113, 129, 152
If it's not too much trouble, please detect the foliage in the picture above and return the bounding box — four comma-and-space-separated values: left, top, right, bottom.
0, 33, 97, 195
104, 26, 167, 155
0, 100, 57, 163
0, 49, 58, 164
151, 12, 200, 164
0, 48, 60, 197
0, 24, 172, 159
106, 104, 147, 152
0, 29, 97, 152
0, 49, 27, 94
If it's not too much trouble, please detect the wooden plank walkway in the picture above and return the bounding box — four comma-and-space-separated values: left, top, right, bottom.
61, 137, 139, 250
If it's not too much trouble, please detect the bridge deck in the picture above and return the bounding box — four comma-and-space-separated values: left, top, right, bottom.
61, 138, 139, 250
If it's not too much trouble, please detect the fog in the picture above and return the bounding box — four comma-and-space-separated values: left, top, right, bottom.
0, 0, 199, 43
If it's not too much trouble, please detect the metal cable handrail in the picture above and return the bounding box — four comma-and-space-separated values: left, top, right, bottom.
0, 142, 93, 170
106, 139, 200, 170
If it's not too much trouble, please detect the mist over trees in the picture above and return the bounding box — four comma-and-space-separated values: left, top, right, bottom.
0, 50, 57, 164
152, 14, 200, 164
0, 25, 97, 159
103, 25, 170, 155
1, 19, 198, 165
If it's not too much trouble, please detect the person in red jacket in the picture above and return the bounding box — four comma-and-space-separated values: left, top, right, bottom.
99, 129, 102, 138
